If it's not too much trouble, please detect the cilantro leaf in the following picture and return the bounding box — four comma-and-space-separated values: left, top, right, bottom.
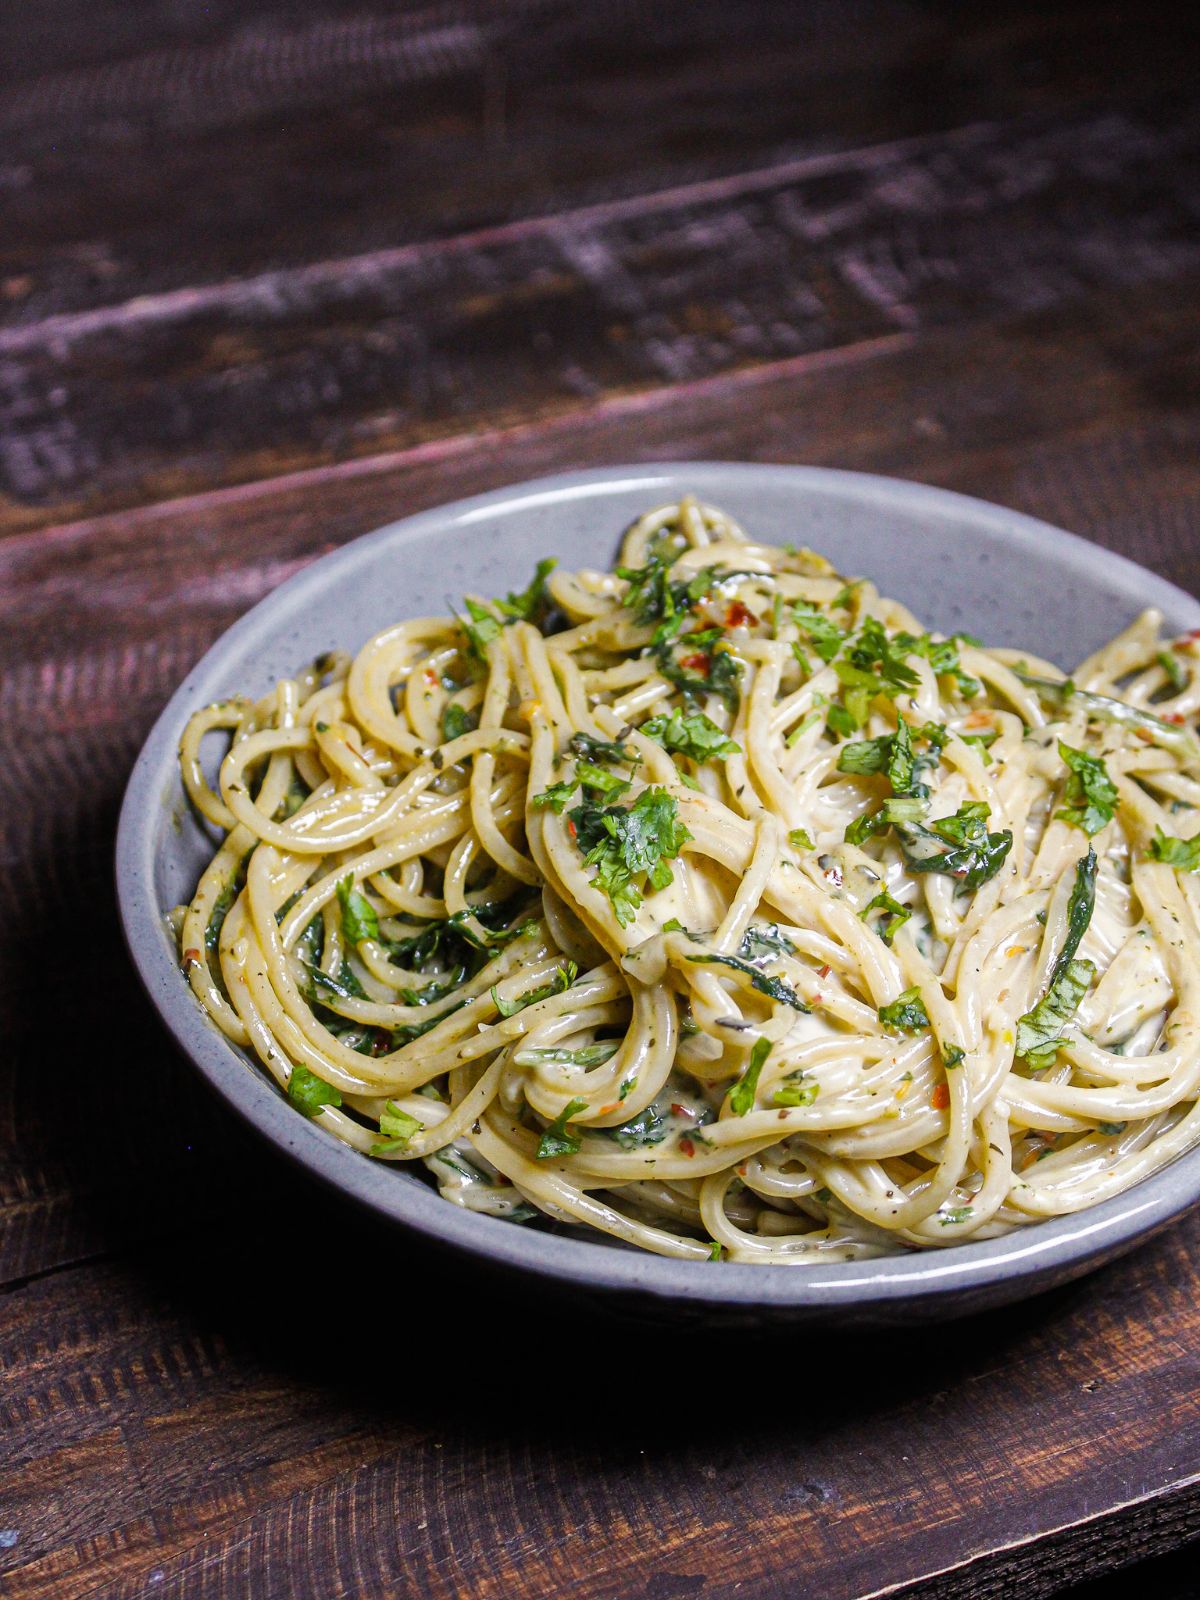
730, 1036, 772, 1115
640, 707, 740, 763
878, 988, 930, 1032
788, 827, 813, 849
1056, 742, 1118, 836
536, 1097, 588, 1159
287, 1064, 342, 1117
337, 875, 380, 946
1149, 827, 1200, 870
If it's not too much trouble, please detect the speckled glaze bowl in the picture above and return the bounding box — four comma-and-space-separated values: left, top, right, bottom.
116, 464, 1200, 1325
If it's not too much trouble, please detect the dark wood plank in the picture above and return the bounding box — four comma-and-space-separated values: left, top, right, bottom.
4, 1, 1198, 327
1, 1205, 1199, 1599
2, 85, 1200, 534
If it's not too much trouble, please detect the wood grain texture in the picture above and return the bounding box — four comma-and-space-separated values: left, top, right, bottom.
2, 3, 1200, 534
3, 3, 1200, 1597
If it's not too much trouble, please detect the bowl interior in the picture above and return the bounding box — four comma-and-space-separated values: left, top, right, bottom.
119, 463, 1200, 1322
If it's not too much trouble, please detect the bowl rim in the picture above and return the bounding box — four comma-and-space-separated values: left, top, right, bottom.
116, 461, 1200, 1311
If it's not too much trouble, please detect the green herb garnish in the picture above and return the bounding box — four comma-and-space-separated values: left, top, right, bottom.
730, 1036, 772, 1115
640, 707, 740, 762
569, 786, 692, 927
1016, 850, 1097, 1070
492, 962, 577, 1018
1055, 742, 1118, 837
536, 1097, 588, 1159
287, 1064, 342, 1117
878, 987, 930, 1032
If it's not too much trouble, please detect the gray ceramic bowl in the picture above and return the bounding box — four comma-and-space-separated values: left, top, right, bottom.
117, 464, 1200, 1325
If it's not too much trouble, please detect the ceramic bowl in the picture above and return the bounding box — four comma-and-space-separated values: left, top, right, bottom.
116, 464, 1200, 1325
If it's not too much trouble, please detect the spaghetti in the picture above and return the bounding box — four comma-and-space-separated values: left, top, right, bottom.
174, 498, 1200, 1264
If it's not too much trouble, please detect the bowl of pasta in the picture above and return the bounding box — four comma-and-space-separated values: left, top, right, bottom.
117, 463, 1200, 1324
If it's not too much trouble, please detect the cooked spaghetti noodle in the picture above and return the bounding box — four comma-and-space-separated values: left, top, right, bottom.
175, 498, 1200, 1263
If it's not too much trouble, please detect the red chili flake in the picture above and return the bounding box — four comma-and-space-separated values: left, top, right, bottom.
1163, 712, 1187, 725
679, 652, 711, 674
371, 1029, 391, 1057
725, 600, 759, 629
671, 1102, 688, 1117
567, 819, 577, 839
817, 963, 831, 980
423, 667, 438, 687
932, 1083, 951, 1111
181, 947, 201, 969
679, 1137, 696, 1157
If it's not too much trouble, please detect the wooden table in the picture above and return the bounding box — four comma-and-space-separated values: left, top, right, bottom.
3, 4, 1200, 1596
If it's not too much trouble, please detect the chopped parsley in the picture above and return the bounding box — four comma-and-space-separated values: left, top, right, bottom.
371, 1100, 424, 1156
1149, 827, 1200, 871
606, 1103, 667, 1149
896, 630, 982, 699
738, 924, 797, 962
286, 1063, 342, 1117
569, 730, 636, 765
860, 890, 911, 946
773, 1073, 818, 1107
569, 786, 692, 926
440, 703, 476, 742
640, 707, 740, 762
492, 962, 577, 1018
878, 988, 930, 1032
514, 1041, 621, 1068
791, 603, 845, 663
536, 1097, 588, 1159
456, 557, 556, 657
730, 1036, 772, 1115
788, 827, 814, 849
337, 875, 380, 947
1055, 743, 1118, 837
654, 632, 742, 710
531, 780, 576, 813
